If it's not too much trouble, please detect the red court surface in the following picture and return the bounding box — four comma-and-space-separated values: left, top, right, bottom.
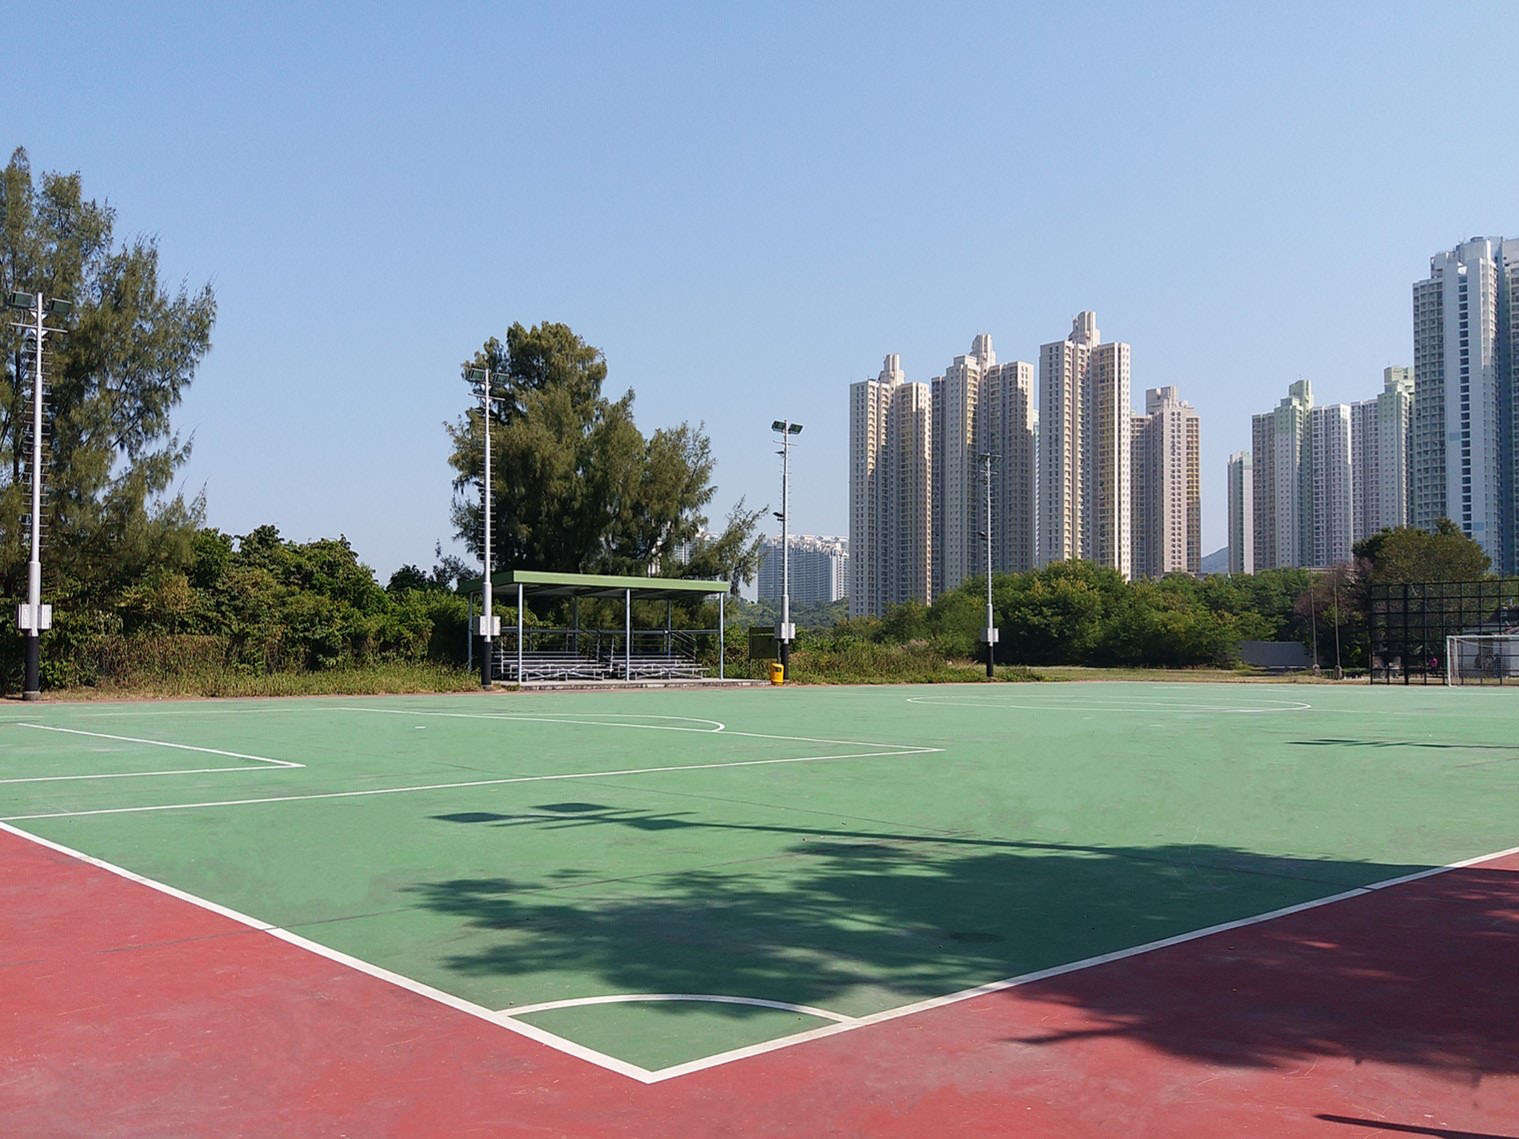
3, 826, 1516, 1137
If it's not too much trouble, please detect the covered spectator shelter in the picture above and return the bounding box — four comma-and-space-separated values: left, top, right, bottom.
460, 569, 730, 683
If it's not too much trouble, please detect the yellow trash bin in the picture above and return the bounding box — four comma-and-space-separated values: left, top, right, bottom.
768, 660, 785, 686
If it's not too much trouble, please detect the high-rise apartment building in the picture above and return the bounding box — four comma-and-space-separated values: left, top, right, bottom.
1349, 366, 1414, 542
929, 334, 1038, 591
931, 336, 991, 594
1227, 451, 1253, 575
1412, 236, 1519, 571
1039, 311, 1132, 577
1251, 380, 1314, 570
978, 358, 1037, 574
757, 536, 849, 606
1130, 386, 1200, 578
1310, 402, 1354, 566
849, 356, 931, 617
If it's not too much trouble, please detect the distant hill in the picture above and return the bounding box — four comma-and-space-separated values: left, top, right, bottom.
1200, 546, 1229, 575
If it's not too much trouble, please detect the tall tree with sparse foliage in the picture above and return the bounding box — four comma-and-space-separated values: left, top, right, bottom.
445, 321, 762, 590
0, 147, 216, 608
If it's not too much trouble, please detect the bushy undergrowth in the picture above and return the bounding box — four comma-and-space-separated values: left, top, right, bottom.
787, 638, 1038, 684
58, 659, 480, 699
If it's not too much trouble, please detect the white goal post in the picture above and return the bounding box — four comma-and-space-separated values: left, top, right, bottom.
1445, 633, 1519, 686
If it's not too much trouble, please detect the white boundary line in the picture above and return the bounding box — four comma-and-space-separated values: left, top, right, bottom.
0, 819, 652, 1083
2, 713, 940, 821
0, 746, 940, 821
641, 840, 1519, 1082
338, 705, 927, 752
339, 709, 730, 733
4, 816, 1515, 1085
2, 723, 304, 785
906, 694, 1314, 714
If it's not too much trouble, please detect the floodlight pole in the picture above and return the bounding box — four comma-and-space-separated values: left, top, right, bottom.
7, 291, 69, 701
981, 452, 997, 678
466, 367, 500, 688
771, 419, 802, 677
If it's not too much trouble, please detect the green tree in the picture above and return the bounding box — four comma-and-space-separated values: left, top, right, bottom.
1, 147, 215, 609
1354, 519, 1491, 585
445, 322, 761, 590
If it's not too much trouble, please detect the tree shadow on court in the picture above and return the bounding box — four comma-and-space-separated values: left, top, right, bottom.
406, 804, 1519, 1075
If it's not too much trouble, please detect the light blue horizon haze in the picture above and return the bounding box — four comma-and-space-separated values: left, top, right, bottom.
12, 2, 1519, 584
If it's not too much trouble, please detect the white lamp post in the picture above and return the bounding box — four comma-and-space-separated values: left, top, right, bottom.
465, 366, 502, 687
771, 419, 802, 677
6, 291, 70, 700
979, 452, 998, 678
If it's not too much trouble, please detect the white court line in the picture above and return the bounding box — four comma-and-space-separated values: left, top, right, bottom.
906, 695, 1313, 713
2, 723, 304, 784
643, 840, 1519, 1082
501, 993, 857, 1023
4, 816, 1515, 1085
0, 819, 652, 1083
339, 704, 927, 752
338, 707, 728, 732
0, 745, 941, 821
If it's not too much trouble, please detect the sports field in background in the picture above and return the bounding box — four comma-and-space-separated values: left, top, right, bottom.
4, 681, 1518, 1134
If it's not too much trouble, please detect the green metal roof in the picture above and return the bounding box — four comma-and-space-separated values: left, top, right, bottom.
459, 568, 729, 601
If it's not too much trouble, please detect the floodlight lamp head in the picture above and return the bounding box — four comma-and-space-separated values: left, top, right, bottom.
5, 291, 34, 310
465, 367, 488, 383
770, 420, 786, 432
788, 423, 803, 435
45, 298, 71, 317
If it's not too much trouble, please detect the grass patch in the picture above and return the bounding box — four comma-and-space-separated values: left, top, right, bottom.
38, 660, 481, 701
784, 639, 1039, 685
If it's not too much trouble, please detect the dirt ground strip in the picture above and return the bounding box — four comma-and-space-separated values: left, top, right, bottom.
3, 827, 1515, 1137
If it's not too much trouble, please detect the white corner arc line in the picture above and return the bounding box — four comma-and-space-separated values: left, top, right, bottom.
501, 993, 856, 1023
13, 723, 304, 767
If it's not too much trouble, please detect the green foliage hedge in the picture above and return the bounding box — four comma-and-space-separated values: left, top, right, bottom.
0, 526, 471, 695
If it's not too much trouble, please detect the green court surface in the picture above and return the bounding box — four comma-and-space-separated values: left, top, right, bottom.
3, 682, 1516, 1077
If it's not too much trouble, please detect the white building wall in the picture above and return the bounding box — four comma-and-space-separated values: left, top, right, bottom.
849, 355, 930, 618
1252, 380, 1313, 570
978, 359, 1037, 573
931, 335, 992, 594
1350, 366, 1413, 542
1085, 340, 1133, 578
758, 536, 849, 606
1412, 237, 1516, 570
1311, 403, 1354, 566
1131, 386, 1200, 578
1038, 313, 1097, 567
1228, 451, 1254, 575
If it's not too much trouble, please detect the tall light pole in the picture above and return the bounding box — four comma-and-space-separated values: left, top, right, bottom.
466, 366, 502, 688
980, 452, 998, 678
7, 291, 70, 701
771, 419, 802, 678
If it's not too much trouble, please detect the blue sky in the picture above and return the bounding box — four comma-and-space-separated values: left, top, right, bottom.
14, 2, 1519, 582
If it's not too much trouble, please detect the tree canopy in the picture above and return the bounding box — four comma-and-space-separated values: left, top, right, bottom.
446, 321, 761, 590
1353, 519, 1491, 585
1, 147, 216, 608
